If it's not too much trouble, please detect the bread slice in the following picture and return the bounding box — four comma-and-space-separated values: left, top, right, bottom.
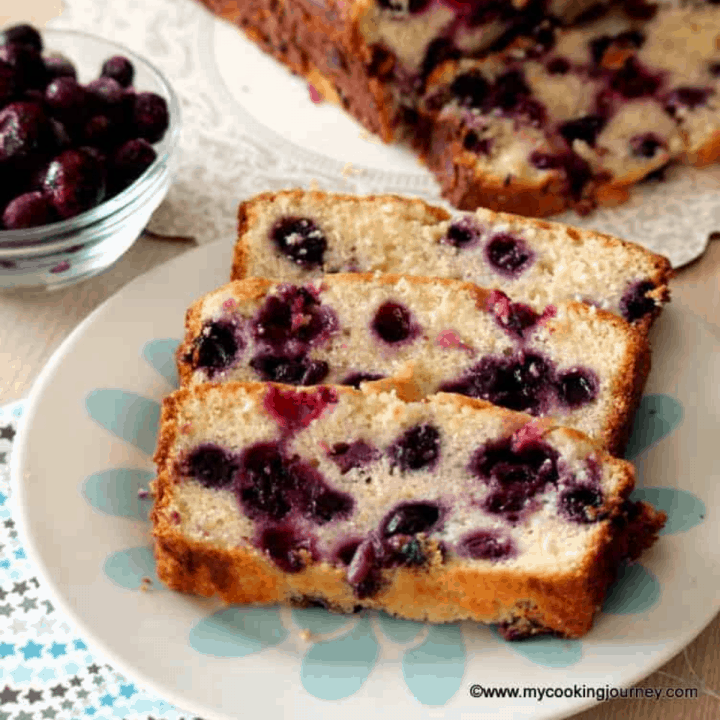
152, 382, 666, 639
177, 273, 650, 454
232, 190, 672, 330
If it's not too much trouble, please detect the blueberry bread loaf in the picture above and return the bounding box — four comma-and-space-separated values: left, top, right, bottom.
199, 0, 720, 215
152, 382, 666, 639
177, 273, 650, 455
232, 190, 672, 329
418, 4, 720, 215
196, 0, 605, 143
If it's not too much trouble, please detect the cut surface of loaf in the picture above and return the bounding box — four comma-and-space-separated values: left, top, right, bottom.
177, 273, 650, 454
198, 0, 720, 216
232, 190, 672, 329
419, 5, 720, 215
196, 0, 606, 143
152, 382, 666, 639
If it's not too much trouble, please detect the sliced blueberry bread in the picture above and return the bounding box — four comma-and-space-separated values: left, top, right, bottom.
177, 273, 650, 455
232, 190, 672, 329
418, 4, 720, 214
152, 382, 666, 639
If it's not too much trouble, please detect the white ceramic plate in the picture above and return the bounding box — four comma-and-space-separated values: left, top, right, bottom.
12, 239, 720, 720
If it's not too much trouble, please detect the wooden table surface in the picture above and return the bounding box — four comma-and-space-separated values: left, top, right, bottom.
2, 2, 720, 717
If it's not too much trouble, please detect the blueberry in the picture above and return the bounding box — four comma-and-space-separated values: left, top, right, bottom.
253, 285, 336, 349
665, 87, 711, 115
0, 101, 53, 162
485, 234, 533, 278
48, 117, 72, 151
487, 292, 540, 340
2, 191, 56, 229
194, 320, 239, 375
484, 486, 533, 515
561, 152, 593, 199
619, 280, 656, 322
271, 216, 327, 268
249, 354, 329, 385
328, 440, 381, 474
302, 485, 354, 524
110, 138, 156, 193
488, 70, 531, 112
457, 530, 515, 560
0, 42, 46, 89
471, 439, 559, 488
530, 152, 593, 199
610, 58, 662, 99
547, 58, 570, 75
263, 385, 338, 434
378, 0, 430, 12
341, 372, 385, 388
557, 368, 599, 408
442, 352, 556, 415
82, 115, 114, 149
442, 217, 483, 248
450, 73, 489, 108
0, 24, 43, 52
132, 91, 169, 143
347, 538, 382, 598
101, 55, 135, 88
236, 442, 293, 521
371, 301, 417, 344
45, 77, 89, 128
463, 131, 492, 155
44, 55, 77, 82
389, 424, 440, 472
630, 132, 663, 158
381, 501, 440, 536
514, 97, 546, 128
559, 485, 604, 523
257, 526, 312, 573
0, 60, 16, 105
85, 77, 131, 124
43, 147, 106, 219
184, 444, 238, 489
559, 115, 605, 147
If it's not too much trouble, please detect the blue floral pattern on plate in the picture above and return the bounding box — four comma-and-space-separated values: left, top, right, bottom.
80, 338, 703, 704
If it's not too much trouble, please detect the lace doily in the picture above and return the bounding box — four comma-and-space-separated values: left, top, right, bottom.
49, 0, 720, 269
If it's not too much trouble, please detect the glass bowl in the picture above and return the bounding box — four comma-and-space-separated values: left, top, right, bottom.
0, 28, 181, 291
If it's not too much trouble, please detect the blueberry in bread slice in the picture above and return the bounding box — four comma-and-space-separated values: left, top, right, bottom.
232, 190, 672, 330
418, 4, 720, 215
177, 273, 649, 455
151, 382, 666, 639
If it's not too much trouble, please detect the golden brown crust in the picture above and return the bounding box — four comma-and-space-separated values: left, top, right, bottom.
152, 382, 665, 638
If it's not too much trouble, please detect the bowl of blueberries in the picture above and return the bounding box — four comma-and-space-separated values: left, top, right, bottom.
0, 23, 181, 290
